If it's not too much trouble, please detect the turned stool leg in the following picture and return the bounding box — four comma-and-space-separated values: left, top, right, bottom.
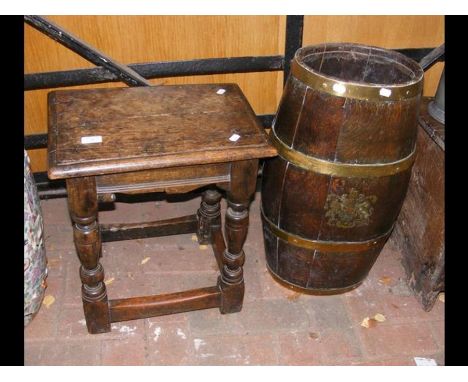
197, 189, 222, 245
66, 177, 111, 334
218, 160, 258, 314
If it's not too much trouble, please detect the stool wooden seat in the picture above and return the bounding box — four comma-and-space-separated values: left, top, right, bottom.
47, 84, 277, 334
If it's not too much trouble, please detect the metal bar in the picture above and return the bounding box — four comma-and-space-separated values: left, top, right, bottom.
395, 47, 442, 64
33, 172, 66, 199
24, 133, 47, 149
24, 15, 152, 87
258, 114, 275, 128
428, 68, 445, 124
38, 188, 67, 198
33, 171, 52, 186
24, 56, 284, 91
283, 16, 304, 85
23, 47, 437, 92
418, 43, 445, 71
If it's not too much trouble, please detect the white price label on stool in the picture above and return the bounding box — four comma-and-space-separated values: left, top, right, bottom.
229, 134, 241, 142
81, 136, 102, 144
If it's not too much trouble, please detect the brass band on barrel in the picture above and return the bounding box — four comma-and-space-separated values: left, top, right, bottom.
291, 59, 423, 102
261, 209, 390, 253
270, 130, 415, 178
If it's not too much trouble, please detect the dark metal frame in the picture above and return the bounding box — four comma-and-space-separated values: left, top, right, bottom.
24, 16, 444, 198
24, 16, 152, 87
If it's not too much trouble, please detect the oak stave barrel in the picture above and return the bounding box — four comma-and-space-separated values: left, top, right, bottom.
261, 43, 424, 294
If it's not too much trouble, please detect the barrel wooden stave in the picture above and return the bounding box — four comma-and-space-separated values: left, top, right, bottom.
261, 43, 423, 293
275, 77, 348, 159
263, 222, 385, 291
263, 161, 412, 241
275, 76, 420, 164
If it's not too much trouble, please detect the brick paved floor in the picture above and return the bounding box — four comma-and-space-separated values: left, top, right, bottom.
25, 191, 444, 365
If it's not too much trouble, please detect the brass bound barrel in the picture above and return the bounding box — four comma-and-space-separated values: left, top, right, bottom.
261, 43, 424, 294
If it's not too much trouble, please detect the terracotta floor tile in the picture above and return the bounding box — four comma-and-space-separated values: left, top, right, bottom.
351, 356, 417, 366
187, 307, 245, 337
357, 321, 439, 358
24, 339, 102, 366
430, 318, 445, 348
101, 337, 147, 366
24, 276, 66, 340
40, 198, 70, 226
154, 271, 218, 293
345, 290, 444, 327
301, 295, 352, 331
57, 305, 145, 341
25, 191, 445, 366
237, 299, 311, 334
191, 332, 279, 365
145, 321, 195, 365
313, 328, 363, 364
24, 342, 44, 365
277, 331, 323, 365
43, 224, 74, 251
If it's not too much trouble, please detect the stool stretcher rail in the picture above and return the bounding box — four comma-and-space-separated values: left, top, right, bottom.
109, 286, 222, 322
100, 215, 198, 242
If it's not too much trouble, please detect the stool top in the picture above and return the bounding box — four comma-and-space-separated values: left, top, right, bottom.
47, 84, 277, 179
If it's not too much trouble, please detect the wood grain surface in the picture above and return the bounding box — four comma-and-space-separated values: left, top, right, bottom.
261, 42, 424, 292
391, 98, 445, 311
48, 84, 276, 179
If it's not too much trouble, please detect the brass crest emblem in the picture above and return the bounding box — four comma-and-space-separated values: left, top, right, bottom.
324, 188, 377, 228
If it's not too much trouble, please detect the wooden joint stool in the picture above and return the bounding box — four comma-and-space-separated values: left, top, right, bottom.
47, 84, 276, 334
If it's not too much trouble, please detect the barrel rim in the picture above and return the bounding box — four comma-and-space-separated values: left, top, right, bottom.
292, 42, 424, 101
